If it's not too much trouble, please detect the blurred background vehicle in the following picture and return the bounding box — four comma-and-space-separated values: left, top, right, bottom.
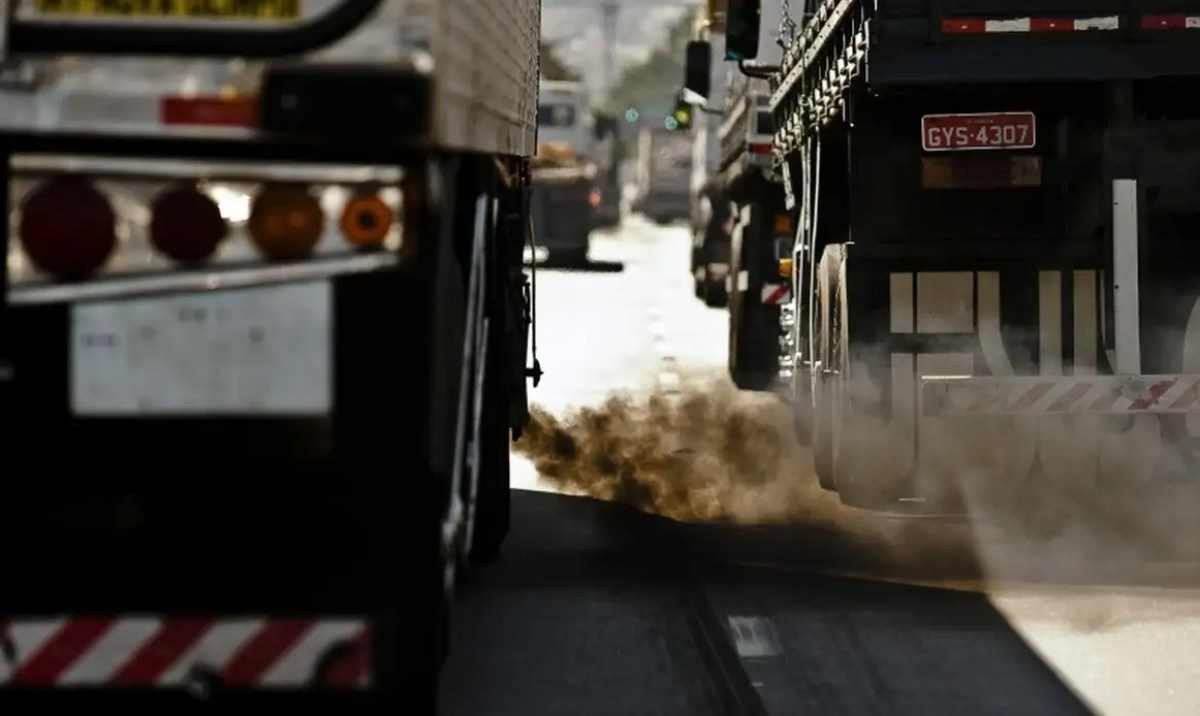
591, 111, 625, 229
532, 80, 598, 264
634, 126, 694, 224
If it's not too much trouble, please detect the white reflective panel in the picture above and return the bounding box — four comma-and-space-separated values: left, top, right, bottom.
916, 271, 973, 334
890, 272, 913, 334
1113, 178, 1142, 374
1073, 270, 1098, 376
1039, 271, 1063, 377
977, 271, 1014, 376
71, 281, 332, 415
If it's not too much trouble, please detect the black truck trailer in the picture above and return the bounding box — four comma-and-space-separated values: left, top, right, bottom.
698, 0, 1200, 508
0, 1, 540, 710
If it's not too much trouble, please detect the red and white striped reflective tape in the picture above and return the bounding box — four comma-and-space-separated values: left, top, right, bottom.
942, 16, 1121, 34
0, 616, 369, 689
922, 375, 1200, 417
1142, 15, 1200, 30
761, 283, 791, 305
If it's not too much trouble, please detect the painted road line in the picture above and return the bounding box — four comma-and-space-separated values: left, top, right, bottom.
726, 616, 782, 658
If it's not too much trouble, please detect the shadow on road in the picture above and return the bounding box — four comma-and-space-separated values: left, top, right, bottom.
441, 490, 1091, 716
527, 258, 625, 273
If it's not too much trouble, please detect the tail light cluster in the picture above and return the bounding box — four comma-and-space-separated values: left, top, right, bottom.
19, 177, 117, 280
10, 171, 404, 284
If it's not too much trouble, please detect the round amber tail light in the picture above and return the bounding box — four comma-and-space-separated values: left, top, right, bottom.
340, 194, 393, 248
248, 184, 324, 261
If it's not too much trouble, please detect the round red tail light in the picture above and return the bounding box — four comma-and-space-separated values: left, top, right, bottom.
248, 184, 324, 261
150, 186, 228, 264
18, 176, 116, 280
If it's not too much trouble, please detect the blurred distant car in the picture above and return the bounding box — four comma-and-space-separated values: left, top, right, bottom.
635, 128, 692, 224
532, 80, 596, 264
591, 113, 624, 230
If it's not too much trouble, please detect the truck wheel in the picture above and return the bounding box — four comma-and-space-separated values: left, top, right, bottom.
703, 273, 729, 308
811, 246, 841, 491
793, 387, 814, 448
790, 282, 815, 448
469, 317, 512, 564
728, 210, 776, 391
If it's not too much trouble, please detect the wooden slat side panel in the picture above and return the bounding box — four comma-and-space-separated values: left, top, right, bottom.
431, 0, 540, 157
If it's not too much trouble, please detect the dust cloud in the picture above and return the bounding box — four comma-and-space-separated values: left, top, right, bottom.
517, 382, 830, 524
515, 379, 1200, 591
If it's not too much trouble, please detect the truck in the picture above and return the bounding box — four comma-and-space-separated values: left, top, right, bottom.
685, 2, 792, 383
592, 110, 624, 230
698, 0, 1200, 509
686, 24, 735, 308
0, 0, 539, 709
721, 73, 792, 390
532, 79, 596, 265
634, 126, 694, 224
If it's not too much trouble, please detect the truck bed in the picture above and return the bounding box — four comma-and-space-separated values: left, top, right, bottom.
779, 1, 1200, 89
772, 0, 1200, 147
872, 1, 1200, 84
428, 0, 540, 157
1, 0, 540, 158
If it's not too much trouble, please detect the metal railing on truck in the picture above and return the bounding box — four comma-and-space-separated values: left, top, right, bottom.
771, 0, 1200, 150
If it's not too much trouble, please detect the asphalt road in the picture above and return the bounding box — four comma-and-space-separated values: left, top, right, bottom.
442, 216, 1200, 715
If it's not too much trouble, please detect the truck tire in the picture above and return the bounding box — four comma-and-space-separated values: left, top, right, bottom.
703, 272, 729, 308
812, 246, 841, 491
728, 208, 777, 391
470, 312, 512, 564
790, 284, 814, 448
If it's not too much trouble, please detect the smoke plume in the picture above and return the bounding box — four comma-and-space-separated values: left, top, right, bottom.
515, 379, 1200, 589
517, 382, 830, 524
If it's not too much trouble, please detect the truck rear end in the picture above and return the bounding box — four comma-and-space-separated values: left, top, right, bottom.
636, 128, 694, 224
1, 0, 539, 707
532, 80, 596, 265
722, 75, 791, 388
764, 0, 1200, 508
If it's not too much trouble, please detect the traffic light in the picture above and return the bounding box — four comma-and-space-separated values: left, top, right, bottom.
670, 99, 693, 131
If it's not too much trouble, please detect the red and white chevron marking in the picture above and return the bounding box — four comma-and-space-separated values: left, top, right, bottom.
921, 375, 1200, 417
0, 616, 369, 689
761, 283, 791, 306
942, 16, 1121, 33
1142, 15, 1200, 30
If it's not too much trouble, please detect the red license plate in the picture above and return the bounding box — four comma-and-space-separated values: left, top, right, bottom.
922, 112, 1037, 152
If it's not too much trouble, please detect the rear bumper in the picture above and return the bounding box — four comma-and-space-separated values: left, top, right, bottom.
530, 181, 593, 251
1, 615, 370, 692
922, 374, 1200, 417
